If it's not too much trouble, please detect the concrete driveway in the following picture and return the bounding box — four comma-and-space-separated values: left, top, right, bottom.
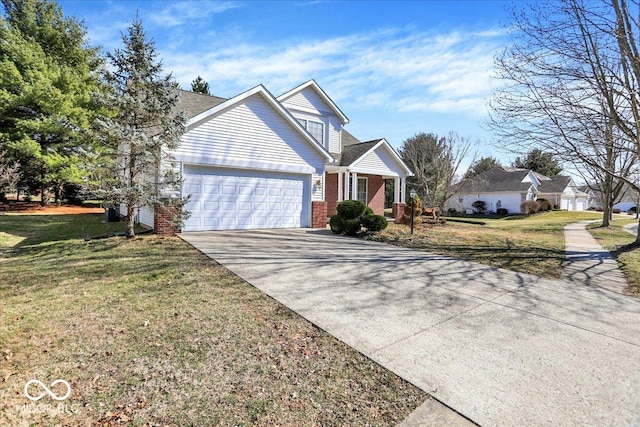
180, 229, 640, 426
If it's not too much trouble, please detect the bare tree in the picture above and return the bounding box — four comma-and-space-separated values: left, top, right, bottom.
489, 0, 640, 238
0, 151, 20, 202
399, 132, 476, 216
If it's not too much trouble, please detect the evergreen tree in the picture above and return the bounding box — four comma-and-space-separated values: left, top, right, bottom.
464, 156, 501, 178
97, 18, 187, 238
0, 0, 103, 204
512, 149, 562, 177
190, 75, 210, 95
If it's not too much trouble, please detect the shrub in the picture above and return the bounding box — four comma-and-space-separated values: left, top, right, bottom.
520, 200, 540, 215
343, 218, 362, 236
363, 206, 374, 216
329, 215, 345, 234
496, 208, 508, 216
336, 200, 367, 219
447, 207, 459, 216
361, 214, 388, 232
537, 198, 552, 211
471, 200, 486, 214
613, 208, 621, 214
630, 206, 637, 213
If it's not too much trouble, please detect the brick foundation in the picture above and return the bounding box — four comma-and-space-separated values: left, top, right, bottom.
392, 203, 405, 222
311, 201, 327, 228
154, 205, 180, 236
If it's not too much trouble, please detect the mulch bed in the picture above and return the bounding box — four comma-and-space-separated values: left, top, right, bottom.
0, 202, 104, 215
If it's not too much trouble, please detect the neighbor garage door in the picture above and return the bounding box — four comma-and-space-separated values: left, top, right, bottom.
182, 165, 310, 231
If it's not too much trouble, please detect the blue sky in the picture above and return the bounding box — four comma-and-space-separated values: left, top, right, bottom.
58, 0, 514, 160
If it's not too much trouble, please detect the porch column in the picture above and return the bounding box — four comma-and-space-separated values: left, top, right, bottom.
400, 177, 406, 203
344, 172, 350, 200
351, 172, 358, 201
337, 172, 343, 202
394, 177, 400, 203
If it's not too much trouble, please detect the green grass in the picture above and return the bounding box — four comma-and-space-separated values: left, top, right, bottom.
0, 214, 425, 426
587, 220, 640, 296
367, 211, 602, 279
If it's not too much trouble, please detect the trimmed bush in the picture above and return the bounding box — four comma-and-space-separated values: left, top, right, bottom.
471, 200, 486, 214
343, 218, 362, 236
520, 200, 540, 215
361, 214, 388, 232
336, 200, 367, 219
537, 198, 552, 211
329, 215, 345, 234
630, 206, 637, 213
363, 206, 374, 216
496, 208, 508, 216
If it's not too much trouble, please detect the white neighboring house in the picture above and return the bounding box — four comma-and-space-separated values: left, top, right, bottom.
128, 80, 413, 233
448, 167, 590, 214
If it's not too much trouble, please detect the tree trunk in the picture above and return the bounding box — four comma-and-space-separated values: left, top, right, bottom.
125, 205, 136, 239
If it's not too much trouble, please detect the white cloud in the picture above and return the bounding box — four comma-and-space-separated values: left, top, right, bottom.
148, 1, 240, 27
161, 26, 505, 121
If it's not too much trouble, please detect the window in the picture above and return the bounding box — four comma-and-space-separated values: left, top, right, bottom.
497, 200, 502, 208
357, 177, 368, 203
306, 120, 324, 145
295, 117, 325, 146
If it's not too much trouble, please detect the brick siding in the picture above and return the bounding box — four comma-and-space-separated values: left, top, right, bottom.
311, 201, 327, 228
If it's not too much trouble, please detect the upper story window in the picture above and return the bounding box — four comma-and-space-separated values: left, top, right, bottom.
296, 117, 325, 146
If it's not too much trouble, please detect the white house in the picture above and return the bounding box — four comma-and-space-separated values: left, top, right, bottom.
449, 167, 590, 214
131, 80, 413, 233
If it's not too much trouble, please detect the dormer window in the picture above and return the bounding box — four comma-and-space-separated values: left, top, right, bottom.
296, 117, 325, 146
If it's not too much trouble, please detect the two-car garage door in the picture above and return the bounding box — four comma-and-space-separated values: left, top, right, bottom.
182, 165, 310, 231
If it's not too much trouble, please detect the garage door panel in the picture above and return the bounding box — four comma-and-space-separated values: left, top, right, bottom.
182, 166, 309, 231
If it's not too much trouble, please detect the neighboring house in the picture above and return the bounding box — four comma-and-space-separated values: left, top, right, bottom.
132, 80, 413, 232
449, 166, 590, 214
613, 185, 640, 211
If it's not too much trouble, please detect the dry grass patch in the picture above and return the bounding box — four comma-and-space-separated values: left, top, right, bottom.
366, 211, 602, 279
0, 214, 425, 426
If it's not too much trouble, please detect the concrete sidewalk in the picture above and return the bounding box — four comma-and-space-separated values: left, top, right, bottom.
181, 229, 640, 427
562, 221, 629, 293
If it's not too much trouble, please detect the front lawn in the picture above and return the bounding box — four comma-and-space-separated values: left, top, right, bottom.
0, 214, 425, 426
588, 221, 640, 296
365, 211, 602, 279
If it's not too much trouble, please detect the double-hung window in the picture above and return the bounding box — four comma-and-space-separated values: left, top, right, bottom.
296, 117, 325, 146
357, 177, 368, 203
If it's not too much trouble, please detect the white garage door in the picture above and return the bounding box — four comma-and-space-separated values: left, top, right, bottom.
182, 166, 310, 231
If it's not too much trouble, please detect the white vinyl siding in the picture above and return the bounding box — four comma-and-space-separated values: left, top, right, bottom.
137, 206, 154, 228
172, 93, 326, 176
447, 192, 525, 214
182, 166, 310, 231
281, 87, 333, 115
352, 146, 402, 177
327, 116, 342, 154
281, 88, 342, 154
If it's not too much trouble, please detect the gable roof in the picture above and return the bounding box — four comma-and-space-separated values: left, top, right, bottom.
341, 129, 362, 147
538, 175, 572, 193
277, 80, 349, 124
185, 84, 335, 163
336, 131, 412, 176
340, 139, 381, 166
177, 90, 227, 118
460, 167, 534, 193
